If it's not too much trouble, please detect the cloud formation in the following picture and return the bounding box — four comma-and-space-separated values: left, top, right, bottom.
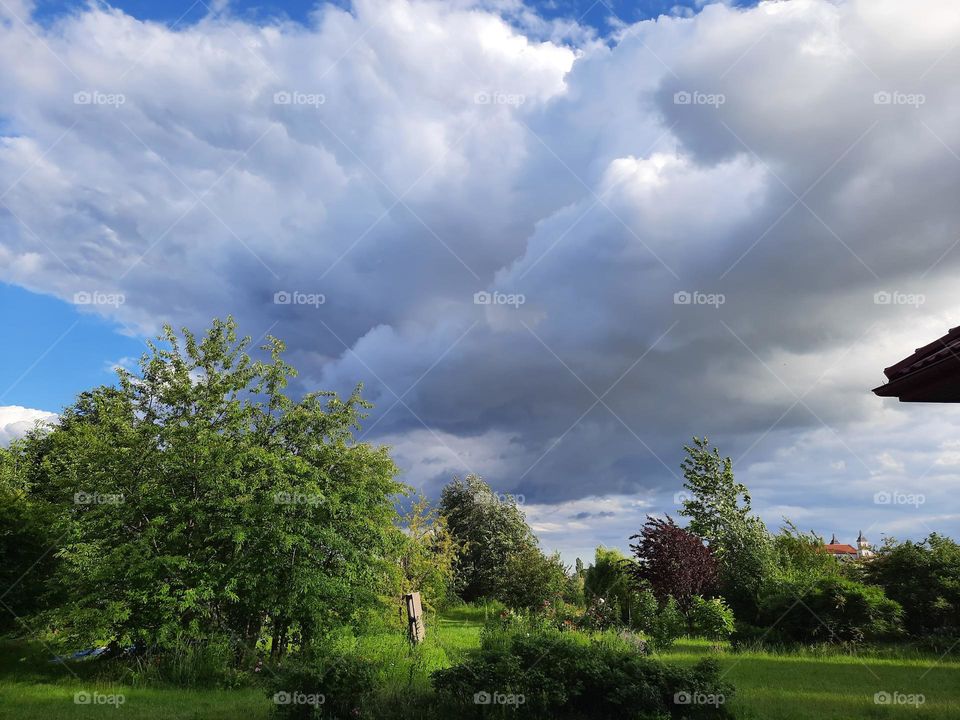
3, 0, 960, 554
0, 406, 57, 446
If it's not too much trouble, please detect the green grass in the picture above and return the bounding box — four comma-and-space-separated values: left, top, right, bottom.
660, 639, 960, 719
2, 620, 959, 719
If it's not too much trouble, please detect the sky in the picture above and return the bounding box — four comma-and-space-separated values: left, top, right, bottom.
2, 0, 960, 563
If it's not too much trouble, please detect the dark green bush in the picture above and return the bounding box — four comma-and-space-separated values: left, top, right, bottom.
753, 577, 902, 645
432, 626, 733, 718
268, 651, 376, 719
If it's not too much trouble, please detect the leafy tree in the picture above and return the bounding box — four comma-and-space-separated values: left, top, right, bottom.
678, 437, 776, 619
0, 444, 61, 630
498, 545, 570, 611
13, 318, 404, 656
863, 534, 960, 636
394, 494, 459, 612
584, 546, 636, 624
438, 475, 536, 602
627, 516, 718, 612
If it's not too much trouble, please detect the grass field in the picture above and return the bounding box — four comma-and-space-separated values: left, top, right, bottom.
2, 611, 958, 719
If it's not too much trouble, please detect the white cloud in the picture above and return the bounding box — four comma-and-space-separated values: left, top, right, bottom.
0, 406, 57, 447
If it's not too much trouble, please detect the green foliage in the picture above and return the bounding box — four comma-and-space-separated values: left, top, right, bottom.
10, 318, 405, 656
688, 597, 735, 641
438, 475, 536, 602
393, 494, 459, 613
678, 437, 777, 620
432, 625, 733, 718
645, 595, 687, 651
497, 546, 570, 611
754, 577, 903, 645
772, 522, 841, 585
0, 445, 61, 630
863, 534, 960, 636
268, 651, 377, 719
583, 546, 636, 622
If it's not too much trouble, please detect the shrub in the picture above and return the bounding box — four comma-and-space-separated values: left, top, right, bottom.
629, 592, 685, 651
433, 626, 733, 718
862, 534, 960, 636
688, 597, 735, 641
755, 577, 902, 644
268, 651, 376, 719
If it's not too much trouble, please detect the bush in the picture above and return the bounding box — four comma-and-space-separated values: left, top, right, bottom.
629, 594, 686, 651
688, 597, 735, 641
268, 651, 377, 719
433, 626, 733, 718
754, 577, 902, 645
862, 534, 960, 636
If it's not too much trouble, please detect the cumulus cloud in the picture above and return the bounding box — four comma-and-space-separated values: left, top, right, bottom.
0, 406, 57, 446
3, 0, 960, 553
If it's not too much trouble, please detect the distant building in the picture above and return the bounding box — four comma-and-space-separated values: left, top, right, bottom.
824, 531, 874, 561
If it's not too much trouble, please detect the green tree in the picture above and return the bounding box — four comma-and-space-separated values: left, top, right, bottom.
394, 494, 459, 612
583, 546, 636, 623
13, 318, 405, 656
498, 545, 570, 611
0, 443, 61, 630
678, 437, 776, 619
863, 534, 960, 636
438, 475, 536, 602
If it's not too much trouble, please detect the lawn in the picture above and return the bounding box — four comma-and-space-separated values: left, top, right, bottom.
2, 618, 958, 719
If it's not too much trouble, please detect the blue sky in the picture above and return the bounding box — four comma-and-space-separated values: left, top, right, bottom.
31, 0, 758, 32
0, 284, 143, 411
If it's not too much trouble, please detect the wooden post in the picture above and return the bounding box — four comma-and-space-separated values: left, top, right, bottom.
404, 592, 425, 645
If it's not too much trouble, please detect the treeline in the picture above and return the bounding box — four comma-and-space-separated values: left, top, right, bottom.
2, 317, 958, 668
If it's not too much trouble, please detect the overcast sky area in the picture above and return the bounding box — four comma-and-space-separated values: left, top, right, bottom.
2, 0, 960, 563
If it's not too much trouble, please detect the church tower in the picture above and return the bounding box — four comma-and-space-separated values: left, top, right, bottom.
856, 530, 874, 559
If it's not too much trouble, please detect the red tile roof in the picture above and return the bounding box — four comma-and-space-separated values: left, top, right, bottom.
824, 543, 858, 555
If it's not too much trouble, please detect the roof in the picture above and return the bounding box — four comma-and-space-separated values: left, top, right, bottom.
824, 543, 858, 555
873, 326, 960, 402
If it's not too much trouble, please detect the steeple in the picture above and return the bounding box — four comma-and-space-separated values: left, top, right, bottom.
830, 533, 838, 544
857, 530, 867, 548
